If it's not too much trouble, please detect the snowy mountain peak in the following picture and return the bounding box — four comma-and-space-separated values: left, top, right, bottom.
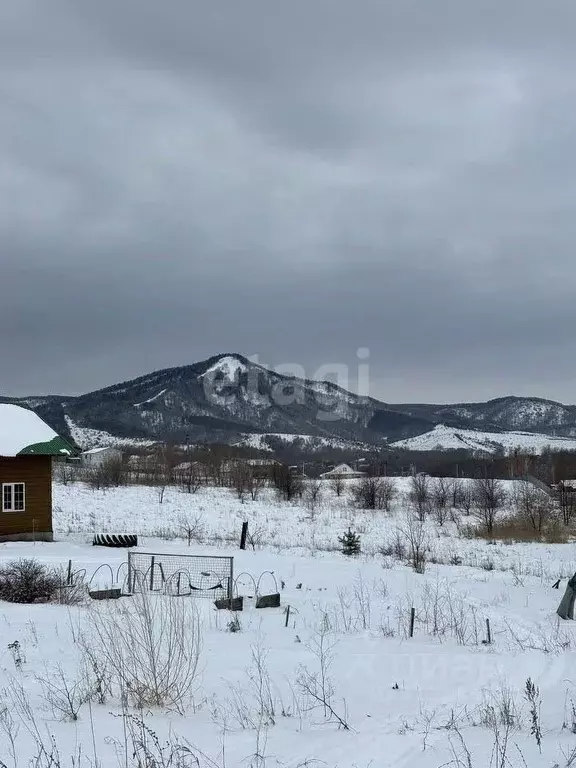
201, 355, 249, 381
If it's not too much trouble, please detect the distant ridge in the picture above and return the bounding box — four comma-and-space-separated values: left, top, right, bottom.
3, 354, 576, 451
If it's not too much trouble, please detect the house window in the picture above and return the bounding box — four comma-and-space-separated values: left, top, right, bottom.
2, 483, 25, 512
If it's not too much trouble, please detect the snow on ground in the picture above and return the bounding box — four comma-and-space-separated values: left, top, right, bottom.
392, 422, 576, 454
65, 415, 156, 450
1, 479, 576, 767
133, 388, 168, 407
233, 432, 374, 452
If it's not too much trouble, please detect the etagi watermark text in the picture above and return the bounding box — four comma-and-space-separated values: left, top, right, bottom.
202, 349, 371, 422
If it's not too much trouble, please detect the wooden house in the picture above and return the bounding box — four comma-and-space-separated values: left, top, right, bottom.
0, 404, 75, 541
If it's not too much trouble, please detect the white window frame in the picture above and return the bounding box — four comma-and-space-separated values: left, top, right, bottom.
2, 483, 25, 513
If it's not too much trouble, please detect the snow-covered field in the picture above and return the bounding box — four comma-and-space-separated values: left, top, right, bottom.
1, 479, 576, 767
392, 423, 576, 454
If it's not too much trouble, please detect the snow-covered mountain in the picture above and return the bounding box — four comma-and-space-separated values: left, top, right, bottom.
0, 354, 432, 448
391, 424, 576, 455
4, 355, 576, 453
386, 396, 576, 437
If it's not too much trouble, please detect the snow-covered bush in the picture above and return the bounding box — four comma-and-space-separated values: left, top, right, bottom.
0, 559, 61, 604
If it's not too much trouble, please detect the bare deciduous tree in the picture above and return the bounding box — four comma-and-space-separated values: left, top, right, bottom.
457, 483, 473, 516
178, 514, 205, 546
432, 477, 451, 526
305, 480, 322, 513
54, 462, 76, 486
379, 477, 397, 512
556, 482, 576, 526
86, 456, 126, 490
513, 483, 553, 534
176, 462, 202, 494
271, 464, 303, 502
472, 476, 506, 535
231, 461, 253, 503
330, 476, 345, 498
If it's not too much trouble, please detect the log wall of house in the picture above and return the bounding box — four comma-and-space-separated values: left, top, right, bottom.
0, 456, 52, 539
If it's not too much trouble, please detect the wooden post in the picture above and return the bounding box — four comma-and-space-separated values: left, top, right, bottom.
149, 557, 155, 591
67, 560, 73, 586
240, 521, 249, 550
409, 607, 416, 638
285, 605, 291, 628
177, 573, 181, 597
486, 618, 492, 645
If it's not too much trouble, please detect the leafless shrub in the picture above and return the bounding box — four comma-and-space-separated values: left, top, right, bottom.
86, 456, 127, 490
178, 514, 206, 546
432, 478, 451, 526
409, 474, 431, 521
78, 632, 113, 705
379, 533, 407, 562
37, 663, 91, 721
122, 714, 223, 768
402, 580, 480, 645
247, 526, 266, 550
462, 515, 569, 544
53, 575, 89, 606
352, 476, 396, 511
0, 702, 19, 768
398, 513, 428, 573
379, 477, 398, 511
513, 483, 554, 534
86, 589, 202, 712
297, 619, 350, 730
330, 572, 373, 633
0, 559, 61, 604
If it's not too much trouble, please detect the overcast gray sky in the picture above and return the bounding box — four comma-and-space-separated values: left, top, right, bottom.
3, 1, 576, 403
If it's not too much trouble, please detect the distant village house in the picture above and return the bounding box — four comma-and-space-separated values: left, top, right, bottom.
319, 463, 366, 480
81, 446, 123, 467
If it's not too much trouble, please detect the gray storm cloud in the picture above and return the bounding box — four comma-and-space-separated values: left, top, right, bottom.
2, 0, 576, 401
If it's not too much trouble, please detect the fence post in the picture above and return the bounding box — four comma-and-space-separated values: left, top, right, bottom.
485, 618, 492, 645
285, 605, 291, 628
240, 522, 249, 550
67, 560, 73, 586
409, 607, 416, 638
149, 557, 155, 591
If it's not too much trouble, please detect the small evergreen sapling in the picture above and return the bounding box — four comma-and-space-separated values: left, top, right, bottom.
338, 528, 361, 556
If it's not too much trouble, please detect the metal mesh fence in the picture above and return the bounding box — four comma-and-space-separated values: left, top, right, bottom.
128, 551, 233, 600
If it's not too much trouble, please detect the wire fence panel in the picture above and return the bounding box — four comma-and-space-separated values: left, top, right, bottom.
128, 551, 233, 600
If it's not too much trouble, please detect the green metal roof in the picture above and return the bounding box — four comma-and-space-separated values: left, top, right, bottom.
18, 436, 78, 457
